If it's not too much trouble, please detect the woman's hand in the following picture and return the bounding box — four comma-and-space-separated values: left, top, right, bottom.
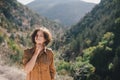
34, 44, 43, 56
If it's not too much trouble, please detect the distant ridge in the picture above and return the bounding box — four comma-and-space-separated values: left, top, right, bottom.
27, 0, 96, 26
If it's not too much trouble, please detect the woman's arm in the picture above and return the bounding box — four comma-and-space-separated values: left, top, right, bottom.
24, 52, 38, 73
23, 45, 42, 73
49, 50, 56, 80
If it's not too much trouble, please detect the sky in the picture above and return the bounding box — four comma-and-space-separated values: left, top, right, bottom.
81, 0, 100, 4
17, 0, 101, 5
17, 0, 34, 5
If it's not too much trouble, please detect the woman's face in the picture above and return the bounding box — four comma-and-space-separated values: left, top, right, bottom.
35, 30, 46, 44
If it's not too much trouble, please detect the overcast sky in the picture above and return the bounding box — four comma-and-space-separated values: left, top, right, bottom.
17, 0, 101, 5
17, 0, 34, 5
81, 0, 100, 3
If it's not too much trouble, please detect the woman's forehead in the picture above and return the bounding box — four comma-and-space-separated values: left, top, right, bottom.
37, 30, 43, 35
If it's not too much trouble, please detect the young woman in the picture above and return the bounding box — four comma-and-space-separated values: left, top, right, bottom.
22, 27, 56, 80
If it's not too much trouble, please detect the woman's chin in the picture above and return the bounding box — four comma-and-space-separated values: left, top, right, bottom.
35, 42, 41, 44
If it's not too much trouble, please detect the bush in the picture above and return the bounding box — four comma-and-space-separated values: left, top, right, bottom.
0, 35, 4, 44
7, 39, 23, 64
10, 49, 23, 64
57, 60, 72, 75
72, 56, 95, 80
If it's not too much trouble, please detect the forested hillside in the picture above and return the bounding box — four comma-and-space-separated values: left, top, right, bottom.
0, 0, 64, 65
57, 0, 120, 80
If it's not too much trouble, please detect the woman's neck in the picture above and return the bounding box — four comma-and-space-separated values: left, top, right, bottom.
35, 43, 45, 49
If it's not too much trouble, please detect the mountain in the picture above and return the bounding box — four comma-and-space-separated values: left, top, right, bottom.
27, 0, 96, 26
62, 0, 120, 58
0, 0, 65, 65
59, 0, 120, 80
0, 0, 64, 37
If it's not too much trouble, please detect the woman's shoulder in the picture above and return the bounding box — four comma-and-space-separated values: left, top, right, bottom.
24, 47, 34, 54
46, 48, 54, 55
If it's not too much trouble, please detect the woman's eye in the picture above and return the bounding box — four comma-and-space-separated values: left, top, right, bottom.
36, 35, 38, 37
37, 35, 43, 38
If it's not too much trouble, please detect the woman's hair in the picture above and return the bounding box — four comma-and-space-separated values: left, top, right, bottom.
31, 27, 52, 46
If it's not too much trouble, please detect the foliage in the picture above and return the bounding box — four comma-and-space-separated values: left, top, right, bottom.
57, 60, 72, 75
60, 0, 120, 79
62, 0, 120, 60
60, 32, 116, 80
7, 38, 23, 64
0, 34, 4, 44
72, 56, 95, 80
82, 32, 114, 79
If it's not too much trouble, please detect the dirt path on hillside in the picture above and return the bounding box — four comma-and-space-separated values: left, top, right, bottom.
0, 65, 25, 80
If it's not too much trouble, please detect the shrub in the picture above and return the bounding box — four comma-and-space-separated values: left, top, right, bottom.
57, 60, 72, 75
0, 35, 4, 44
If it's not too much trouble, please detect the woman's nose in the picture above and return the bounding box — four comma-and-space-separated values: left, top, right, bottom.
38, 36, 41, 39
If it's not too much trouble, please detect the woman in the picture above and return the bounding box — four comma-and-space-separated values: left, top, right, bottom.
22, 27, 56, 80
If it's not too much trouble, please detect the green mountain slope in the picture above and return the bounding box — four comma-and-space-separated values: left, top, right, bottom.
59, 0, 120, 80
62, 0, 120, 58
